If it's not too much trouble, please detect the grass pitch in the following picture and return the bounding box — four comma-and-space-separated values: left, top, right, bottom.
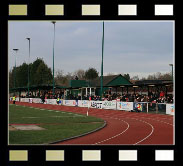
9, 104, 105, 144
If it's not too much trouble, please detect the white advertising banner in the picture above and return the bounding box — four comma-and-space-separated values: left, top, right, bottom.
45, 99, 57, 105
166, 104, 174, 115
90, 101, 103, 109
102, 100, 116, 110
32, 98, 42, 103
117, 102, 133, 111
63, 100, 77, 106
78, 100, 89, 107
20, 98, 30, 103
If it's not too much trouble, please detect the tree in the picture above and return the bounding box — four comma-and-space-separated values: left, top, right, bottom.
34, 62, 52, 85
29, 58, 44, 85
9, 69, 14, 89
30, 58, 52, 85
73, 69, 85, 80
55, 69, 65, 85
10, 62, 29, 88
16, 62, 29, 87
159, 72, 172, 80
9, 58, 53, 89
131, 75, 139, 81
55, 70, 75, 86
146, 72, 172, 80
123, 73, 130, 80
85, 68, 99, 80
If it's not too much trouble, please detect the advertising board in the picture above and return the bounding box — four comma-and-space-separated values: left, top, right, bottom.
102, 101, 116, 110
166, 104, 174, 115
117, 102, 133, 111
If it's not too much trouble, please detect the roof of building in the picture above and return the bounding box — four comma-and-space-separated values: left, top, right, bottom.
91, 74, 132, 87
66, 74, 132, 88
69, 80, 89, 88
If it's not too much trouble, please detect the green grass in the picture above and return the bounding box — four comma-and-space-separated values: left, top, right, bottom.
9, 104, 105, 144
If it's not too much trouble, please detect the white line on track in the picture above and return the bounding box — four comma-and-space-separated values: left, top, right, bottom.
94, 118, 130, 145
90, 113, 155, 145
132, 118, 154, 145
113, 113, 173, 126
130, 116, 174, 126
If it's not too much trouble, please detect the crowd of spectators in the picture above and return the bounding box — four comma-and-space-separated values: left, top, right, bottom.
20, 90, 64, 99
66, 91, 173, 103
18, 90, 174, 104
102, 91, 173, 103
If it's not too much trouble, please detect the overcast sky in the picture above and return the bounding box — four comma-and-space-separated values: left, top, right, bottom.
8, 21, 174, 79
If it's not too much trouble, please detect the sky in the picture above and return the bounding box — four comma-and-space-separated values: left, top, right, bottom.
8, 21, 174, 79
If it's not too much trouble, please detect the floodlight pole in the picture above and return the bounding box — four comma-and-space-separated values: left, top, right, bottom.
52, 21, 56, 97
100, 21, 104, 100
26, 38, 30, 97
13, 49, 19, 89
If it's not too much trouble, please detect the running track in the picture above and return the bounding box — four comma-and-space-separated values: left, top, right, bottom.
10, 102, 174, 145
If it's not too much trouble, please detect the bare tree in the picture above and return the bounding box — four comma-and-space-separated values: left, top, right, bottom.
146, 72, 171, 80
73, 69, 85, 80
131, 75, 139, 81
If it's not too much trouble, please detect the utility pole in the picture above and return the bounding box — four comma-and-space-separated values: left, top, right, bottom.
100, 21, 104, 100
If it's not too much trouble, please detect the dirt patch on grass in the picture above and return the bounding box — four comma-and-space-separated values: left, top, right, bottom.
11, 125, 46, 131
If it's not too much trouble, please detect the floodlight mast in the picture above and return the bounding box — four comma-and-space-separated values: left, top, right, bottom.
13, 49, 19, 89
26, 38, 30, 97
100, 21, 104, 100
52, 21, 56, 97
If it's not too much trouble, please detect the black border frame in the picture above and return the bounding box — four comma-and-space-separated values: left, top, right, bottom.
0, 0, 180, 165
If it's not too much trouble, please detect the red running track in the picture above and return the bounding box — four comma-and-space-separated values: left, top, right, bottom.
10, 102, 174, 145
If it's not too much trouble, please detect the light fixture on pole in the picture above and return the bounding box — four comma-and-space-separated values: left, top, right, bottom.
26, 37, 30, 97
13, 49, 19, 89
51, 21, 56, 97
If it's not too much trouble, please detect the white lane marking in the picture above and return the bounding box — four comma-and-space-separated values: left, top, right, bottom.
132, 118, 154, 145
114, 113, 174, 126
95, 118, 130, 144
90, 113, 155, 145
95, 113, 173, 144
104, 113, 173, 126
131, 116, 174, 126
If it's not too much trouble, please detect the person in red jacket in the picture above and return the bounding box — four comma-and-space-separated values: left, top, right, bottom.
160, 91, 165, 97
